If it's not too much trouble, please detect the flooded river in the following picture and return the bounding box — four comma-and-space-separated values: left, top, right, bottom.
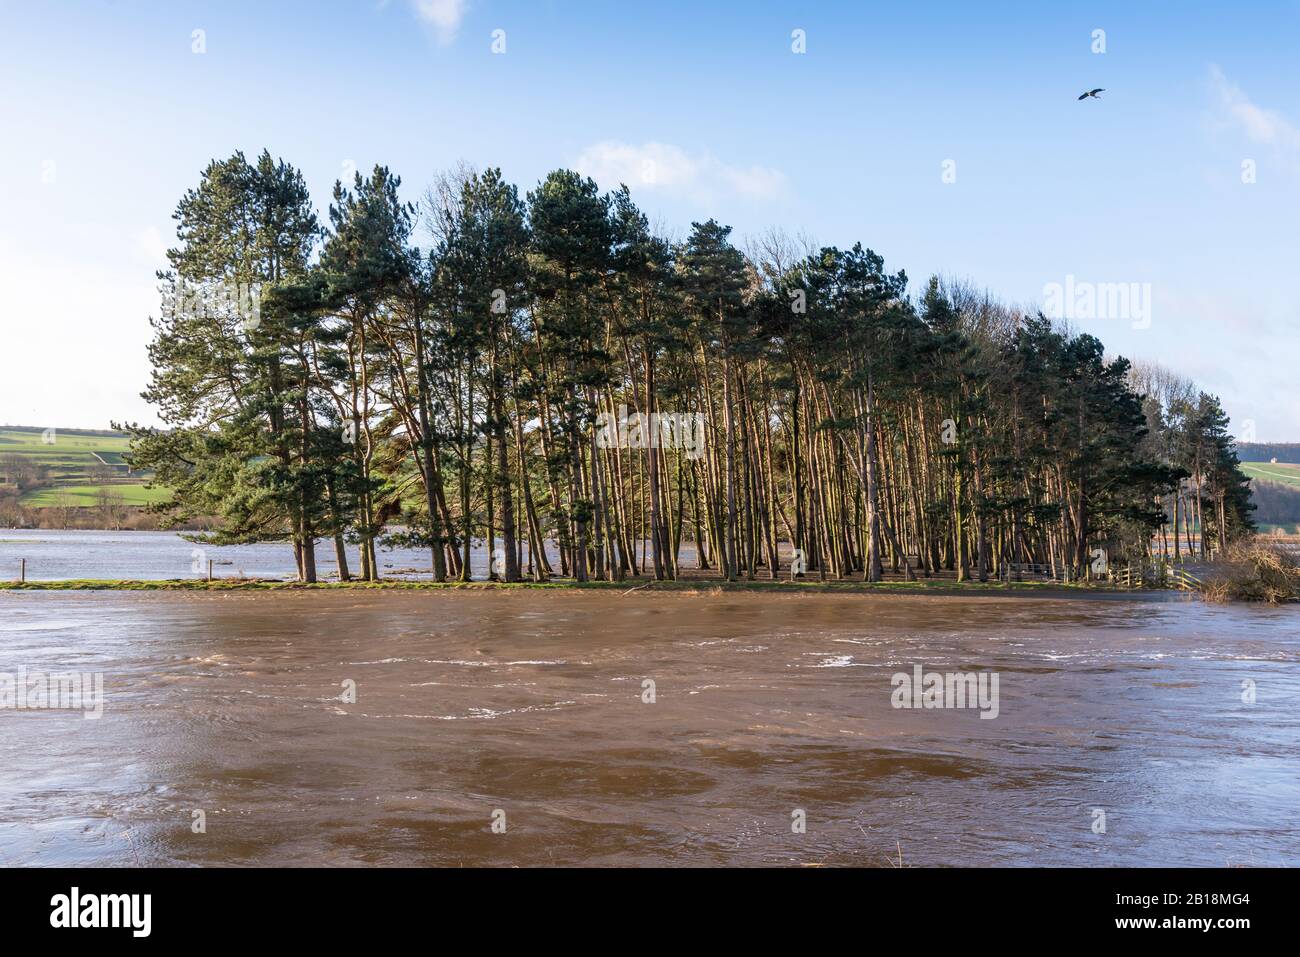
1, 589, 1297, 866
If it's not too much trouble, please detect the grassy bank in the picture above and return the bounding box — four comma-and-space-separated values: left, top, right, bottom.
0, 575, 1158, 598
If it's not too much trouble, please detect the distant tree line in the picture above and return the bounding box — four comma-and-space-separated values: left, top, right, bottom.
122, 150, 1256, 583
1248, 480, 1300, 530
1236, 442, 1300, 464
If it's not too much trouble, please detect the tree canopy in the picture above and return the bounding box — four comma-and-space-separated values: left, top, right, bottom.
123, 151, 1255, 583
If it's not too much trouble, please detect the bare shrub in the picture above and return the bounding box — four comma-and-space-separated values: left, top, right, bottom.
1199, 542, 1300, 603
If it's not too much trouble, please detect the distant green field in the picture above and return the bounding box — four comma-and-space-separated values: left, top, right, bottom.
0, 428, 130, 451
18, 483, 171, 507
1243, 461, 1300, 490
0, 428, 170, 509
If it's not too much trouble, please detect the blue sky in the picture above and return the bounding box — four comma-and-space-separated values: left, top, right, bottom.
2, 0, 1297, 439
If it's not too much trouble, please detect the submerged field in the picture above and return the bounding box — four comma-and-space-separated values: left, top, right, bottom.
0, 528, 1159, 593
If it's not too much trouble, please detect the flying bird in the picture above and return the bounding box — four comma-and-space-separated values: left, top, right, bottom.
1078, 88, 1104, 100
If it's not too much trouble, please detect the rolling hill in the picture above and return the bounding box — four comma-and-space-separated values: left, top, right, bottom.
1241, 461, 1300, 490
0, 427, 168, 510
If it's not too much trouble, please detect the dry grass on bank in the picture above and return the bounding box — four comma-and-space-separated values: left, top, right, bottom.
1199, 542, 1300, 603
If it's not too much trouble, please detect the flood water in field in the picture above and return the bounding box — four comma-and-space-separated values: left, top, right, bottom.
0, 528, 516, 582
1, 588, 1297, 866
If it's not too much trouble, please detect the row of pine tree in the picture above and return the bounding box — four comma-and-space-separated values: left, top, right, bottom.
123, 150, 1255, 583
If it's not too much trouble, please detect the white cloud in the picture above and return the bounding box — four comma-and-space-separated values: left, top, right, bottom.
574, 141, 787, 203
1209, 64, 1300, 157
409, 0, 468, 45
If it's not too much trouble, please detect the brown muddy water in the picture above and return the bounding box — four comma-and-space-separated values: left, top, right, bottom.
0, 590, 1297, 867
